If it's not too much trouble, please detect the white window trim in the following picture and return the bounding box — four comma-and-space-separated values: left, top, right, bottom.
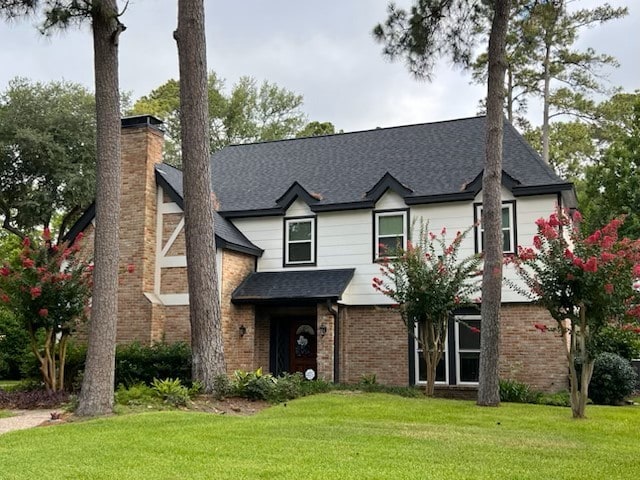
474, 202, 516, 254
374, 210, 408, 259
455, 315, 481, 385
415, 330, 449, 386
285, 217, 315, 265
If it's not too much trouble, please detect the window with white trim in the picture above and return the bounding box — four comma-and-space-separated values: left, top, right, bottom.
285, 217, 315, 265
455, 317, 481, 384
414, 316, 481, 386
374, 210, 407, 259
474, 202, 516, 253
415, 324, 448, 385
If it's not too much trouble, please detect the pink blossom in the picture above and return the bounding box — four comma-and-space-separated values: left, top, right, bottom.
563, 248, 574, 260
0, 293, 9, 303
600, 252, 616, 263
0, 266, 10, 277
566, 273, 575, 281
441, 227, 447, 235
38, 308, 48, 318
42, 228, 51, 242
30, 286, 42, 299
583, 257, 598, 273
469, 326, 481, 334
22, 237, 30, 247
604, 283, 614, 294
535, 218, 546, 228
533, 236, 542, 250
22, 258, 35, 268
586, 231, 601, 245
633, 264, 640, 277
534, 323, 548, 333
548, 213, 560, 227
572, 210, 583, 223
572, 257, 584, 269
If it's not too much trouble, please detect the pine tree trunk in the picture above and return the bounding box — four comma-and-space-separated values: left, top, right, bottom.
542, 42, 551, 164
76, 0, 122, 416
477, 0, 510, 407
175, 0, 226, 391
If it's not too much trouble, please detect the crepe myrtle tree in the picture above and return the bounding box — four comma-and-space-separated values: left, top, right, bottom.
506, 210, 640, 418
372, 223, 482, 396
0, 229, 92, 392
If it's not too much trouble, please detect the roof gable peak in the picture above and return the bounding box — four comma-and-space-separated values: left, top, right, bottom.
365, 172, 413, 202
276, 182, 321, 210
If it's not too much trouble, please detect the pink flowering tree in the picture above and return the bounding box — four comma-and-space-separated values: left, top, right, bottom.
373, 224, 482, 396
0, 230, 92, 392
507, 210, 640, 418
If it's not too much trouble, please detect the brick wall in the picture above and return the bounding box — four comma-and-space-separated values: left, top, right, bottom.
340, 305, 409, 386
220, 250, 256, 373
117, 122, 165, 343
316, 303, 336, 382
499, 304, 568, 391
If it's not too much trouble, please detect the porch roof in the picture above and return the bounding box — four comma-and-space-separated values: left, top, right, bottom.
231, 269, 355, 305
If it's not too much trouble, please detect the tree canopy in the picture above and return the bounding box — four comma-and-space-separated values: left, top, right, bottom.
130, 73, 311, 165
0, 78, 96, 241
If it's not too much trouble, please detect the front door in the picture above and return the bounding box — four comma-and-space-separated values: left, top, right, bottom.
270, 316, 318, 378
289, 318, 317, 379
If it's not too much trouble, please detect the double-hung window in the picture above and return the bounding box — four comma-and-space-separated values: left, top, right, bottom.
414, 315, 481, 386
284, 217, 315, 266
374, 210, 408, 259
474, 201, 516, 254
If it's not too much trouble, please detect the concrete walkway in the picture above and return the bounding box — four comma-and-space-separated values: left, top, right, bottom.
0, 410, 53, 435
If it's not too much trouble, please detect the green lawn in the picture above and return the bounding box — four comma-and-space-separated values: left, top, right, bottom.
0, 380, 19, 390
0, 392, 638, 479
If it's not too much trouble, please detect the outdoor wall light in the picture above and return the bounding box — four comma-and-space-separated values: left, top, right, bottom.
239, 325, 247, 337
319, 324, 327, 337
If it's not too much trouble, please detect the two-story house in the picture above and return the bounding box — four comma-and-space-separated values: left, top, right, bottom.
68, 114, 575, 394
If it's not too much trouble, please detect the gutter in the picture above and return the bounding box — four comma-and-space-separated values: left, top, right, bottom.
326, 299, 339, 384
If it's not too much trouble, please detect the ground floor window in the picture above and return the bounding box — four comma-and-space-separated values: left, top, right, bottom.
415, 315, 481, 386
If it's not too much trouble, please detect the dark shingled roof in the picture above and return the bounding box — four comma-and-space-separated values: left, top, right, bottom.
232, 269, 355, 304
206, 116, 574, 216
155, 163, 262, 256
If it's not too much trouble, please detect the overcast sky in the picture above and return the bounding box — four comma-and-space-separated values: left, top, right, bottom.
0, 0, 637, 132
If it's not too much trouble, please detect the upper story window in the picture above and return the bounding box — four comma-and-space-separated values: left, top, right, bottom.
374, 209, 408, 260
284, 216, 315, 266
474, 201, 516, 254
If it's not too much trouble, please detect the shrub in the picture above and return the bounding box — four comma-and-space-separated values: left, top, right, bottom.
589, 352, 638, 405
536, 391, 571, 407
115, 342, 191, 387
499, 379, 541, 403
212, 374, 233, 400
591, 326, 640, 361
114, 383, 158, 406
0, 308, 30, 380
151, 378, 191, 407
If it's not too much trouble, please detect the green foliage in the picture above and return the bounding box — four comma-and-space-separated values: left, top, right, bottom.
589, 353, 637, 406
0, 231, 92, 391
114, 383, 158, 407
151, 378, 191, 407
229, 369, 334, 403
0, 77, 96, 239
499, 379, 541, 404
581, 96, 640, 239
296, 121, 337, 138
0, 307, 30, 379
232, 367, 277, 401
114, 342, 192, 388
359, 373, 377, 386
591, 325, 640, 361
130, 72, 307, 165
536, 390, 571, 407
211, 374, 233, 400
373, 222, 481, 395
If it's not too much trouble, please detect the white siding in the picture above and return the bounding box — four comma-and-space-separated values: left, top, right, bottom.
230, 190, 561, 305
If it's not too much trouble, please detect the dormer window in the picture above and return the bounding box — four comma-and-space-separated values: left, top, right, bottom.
374, 209, 408, 260
284, 217, 316, 266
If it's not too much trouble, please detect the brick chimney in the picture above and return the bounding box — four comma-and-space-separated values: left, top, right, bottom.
117, 115, 165, 343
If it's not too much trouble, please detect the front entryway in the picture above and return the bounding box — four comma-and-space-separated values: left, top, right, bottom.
271, 317, 317, 378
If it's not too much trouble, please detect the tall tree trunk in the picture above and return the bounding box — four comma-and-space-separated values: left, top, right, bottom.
542, 42, 551, 164
477, 0, 510, 407
76, 0, 123, 416
506, 65, 513, 123
175, 0, 226, 391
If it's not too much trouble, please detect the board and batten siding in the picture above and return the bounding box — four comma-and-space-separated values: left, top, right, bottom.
230, 191, 561, 305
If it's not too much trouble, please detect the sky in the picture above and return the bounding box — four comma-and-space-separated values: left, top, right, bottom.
0, 0, 637, 133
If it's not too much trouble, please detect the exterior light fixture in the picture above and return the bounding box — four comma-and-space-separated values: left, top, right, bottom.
319, 324, 327, 337
239, 325, 247, 337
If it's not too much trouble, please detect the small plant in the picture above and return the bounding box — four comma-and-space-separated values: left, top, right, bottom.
151, 378, 191, 407
536, 390, 571, 407
359, 373, 378, 385
212, 374, 232, 400
499, 379, 541, 403
114, 383, 158, 406
589, 352, 638, 405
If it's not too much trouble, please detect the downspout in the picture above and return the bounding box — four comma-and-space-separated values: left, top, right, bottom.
326, 299, 339, 383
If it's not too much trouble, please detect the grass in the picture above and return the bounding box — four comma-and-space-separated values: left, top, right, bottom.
0, 392, 639, 479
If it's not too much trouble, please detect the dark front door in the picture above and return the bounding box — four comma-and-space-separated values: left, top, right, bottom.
289, 318, 317, 378
270, 316, 318, 378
